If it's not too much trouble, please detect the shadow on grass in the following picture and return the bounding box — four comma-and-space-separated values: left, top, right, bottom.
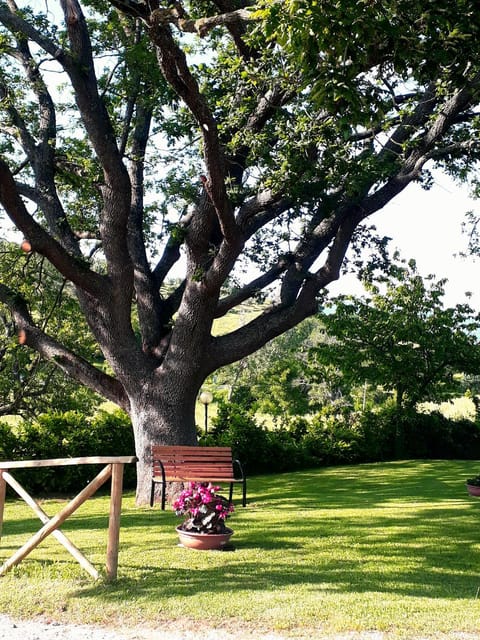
62, 460, 480, 604
250, 459, 478, 508
2, 460, 480, 604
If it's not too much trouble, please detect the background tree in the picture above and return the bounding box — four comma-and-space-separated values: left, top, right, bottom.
222, 317, 319, 421
311, 260, 480, 410
1, 1, 480, 501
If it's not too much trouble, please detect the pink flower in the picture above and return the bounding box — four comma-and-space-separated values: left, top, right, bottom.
173, 481, 234, 533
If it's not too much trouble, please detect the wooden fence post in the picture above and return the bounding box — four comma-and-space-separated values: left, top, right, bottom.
2, 471, 100, 580
0, 456, 135, 579
106, 462, 125, 580
0, 471, 5, 542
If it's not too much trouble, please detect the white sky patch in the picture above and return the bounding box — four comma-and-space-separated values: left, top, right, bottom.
328, 175, 480, 310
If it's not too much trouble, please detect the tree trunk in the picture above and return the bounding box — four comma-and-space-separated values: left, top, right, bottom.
128, 374, 200, 505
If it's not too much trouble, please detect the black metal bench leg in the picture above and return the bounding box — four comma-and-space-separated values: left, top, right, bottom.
150, 480, 167, 509
161, 482, 166, 510
150, 480, 154, 507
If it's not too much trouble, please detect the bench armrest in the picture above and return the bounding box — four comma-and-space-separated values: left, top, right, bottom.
233, 458, 245, 481
233, 458, 247, 506
150, 457, 167, 508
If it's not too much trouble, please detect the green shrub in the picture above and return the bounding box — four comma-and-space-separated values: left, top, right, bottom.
265, 427, 311, 471
0, 421, 17, 460
392, 408, 480, 459
0, 408, 135, 494
206, 400, 480, 475
302, 406, 364, 465
355, 406, 480, 461
286, 416, 309, 442
355, 408, 398, 461
4, 399, 479, 497
229, 385, 257, 411
205, 401, 270, 474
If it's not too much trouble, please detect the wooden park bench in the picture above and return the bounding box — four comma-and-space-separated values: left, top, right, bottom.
150, 445, 246, 510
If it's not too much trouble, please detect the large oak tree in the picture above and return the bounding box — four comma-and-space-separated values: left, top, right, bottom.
1, 0, 480, 502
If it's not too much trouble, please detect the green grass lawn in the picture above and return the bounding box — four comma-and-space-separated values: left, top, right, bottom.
1, 460, 480, 638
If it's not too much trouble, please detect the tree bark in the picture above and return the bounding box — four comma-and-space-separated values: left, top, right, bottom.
128, 372, 200, 505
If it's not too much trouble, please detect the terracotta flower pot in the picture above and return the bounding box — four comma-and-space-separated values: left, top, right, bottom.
176, 526, 234, 550
467, 483, 480, 497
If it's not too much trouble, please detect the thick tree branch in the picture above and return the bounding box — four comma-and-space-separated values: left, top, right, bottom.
152, 237, 183, 286
427, 139, 480, 161
312, 216, 362, 289
173, 8, 254, 38
364, 76, 480, 218
237, 190, 292, 234
110, 1, 255, 40
277, 205, 349, 306
421, 77, 480, 150
57, 1, 137, 326
127, 103, 169, 353
149, 21, 237, 242
0, 3, 63, 59
378, 83, 438, 161
0, 355, 56, 418
212, 73, 480, 351
209, 210, 360, 371
215, 257, 292, 317
1, 1, 123, 182
8, 26, 79, 252
0, 0, 132, 281
0, 159, 108, 299
210, 0, 258, 59
203, 189, 292, 292
209, 291, 317, 372
0, 283, 129, 411
209, 202, 361, 368
1, 98, 36, 160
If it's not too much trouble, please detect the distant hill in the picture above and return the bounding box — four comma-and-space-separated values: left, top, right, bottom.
212, 301, 266, 336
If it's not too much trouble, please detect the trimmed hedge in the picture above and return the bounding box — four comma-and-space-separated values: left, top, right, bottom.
0, 409, 135, 494
2, 402, 480, 494
201, 401, 480, 475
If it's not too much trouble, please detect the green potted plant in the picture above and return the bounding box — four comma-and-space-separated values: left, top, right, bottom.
173, 481, 235, 550
466, 475, 480, 496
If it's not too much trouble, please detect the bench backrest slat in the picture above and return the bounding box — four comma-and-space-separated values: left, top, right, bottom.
152, 445, 236, 482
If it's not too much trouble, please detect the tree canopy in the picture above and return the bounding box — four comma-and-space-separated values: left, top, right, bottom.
221, 316, 320, 420
1, 0, 480, 500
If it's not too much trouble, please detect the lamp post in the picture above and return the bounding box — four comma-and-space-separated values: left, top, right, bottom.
199, 391, 213, 434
